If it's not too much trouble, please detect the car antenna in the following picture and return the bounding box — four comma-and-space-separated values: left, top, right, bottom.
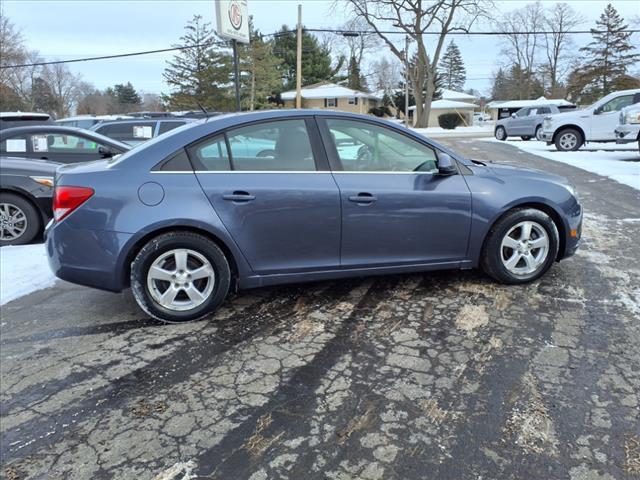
195, 101, 210, 119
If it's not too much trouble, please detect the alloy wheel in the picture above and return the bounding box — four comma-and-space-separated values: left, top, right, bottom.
558, 132, 578, 150
147, 248, 216, 311
0, 203, 28, 241
500, 221, 549, 276
535, 127, 543, 141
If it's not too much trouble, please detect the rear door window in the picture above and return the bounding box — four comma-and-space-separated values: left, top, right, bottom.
30, 134, 102, 154
187, 135, 231, 171
226, 120, 316, 171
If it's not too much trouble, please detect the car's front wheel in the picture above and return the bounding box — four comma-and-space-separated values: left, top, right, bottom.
131, 232, 231, 323
0, 192, 41, 246
481, 208, 559, 284
495, 126, 507, 141
554, 128, 582, 152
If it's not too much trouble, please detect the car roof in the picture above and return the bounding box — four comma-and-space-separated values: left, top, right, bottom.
0, 125, 132, 151
95, 118, 195, 126
0, 111, 51, 119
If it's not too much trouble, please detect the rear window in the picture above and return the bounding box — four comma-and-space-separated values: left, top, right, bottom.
158, 121, 186, 135
97, 122, 156, 141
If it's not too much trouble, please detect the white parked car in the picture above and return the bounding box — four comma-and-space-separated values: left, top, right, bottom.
615, 103, 640, 151
540, 89, 640, 151
473, 112, 491, 123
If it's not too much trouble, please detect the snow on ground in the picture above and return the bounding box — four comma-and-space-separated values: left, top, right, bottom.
481, 138, 640, 191
0, 243, 57, 306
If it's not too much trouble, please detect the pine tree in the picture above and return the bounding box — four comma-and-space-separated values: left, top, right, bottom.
438, 40, 466, 91
238, 20, 283, 110
273, 25, 344, 89
114, 82, 141, 111
163, 15, 233, 111
347, 55, 362, 91
571, 4, 640, 102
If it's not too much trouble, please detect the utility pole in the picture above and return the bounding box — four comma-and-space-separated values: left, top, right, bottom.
232, 39, 241, 112
404, 35, 409, 128
296, 4, 302, 109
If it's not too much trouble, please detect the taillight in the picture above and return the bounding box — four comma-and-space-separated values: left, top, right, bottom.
53, 186, 94, 222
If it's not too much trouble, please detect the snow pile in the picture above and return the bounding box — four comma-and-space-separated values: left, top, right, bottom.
482, 138, 640, 191
0, 244, 57, 305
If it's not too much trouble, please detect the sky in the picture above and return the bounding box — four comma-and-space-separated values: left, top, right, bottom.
2, 0, 639, 96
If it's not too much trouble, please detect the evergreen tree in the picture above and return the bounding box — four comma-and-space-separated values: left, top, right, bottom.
273, 25, 344, 89
238, 20, 283, 110
31, 77, 58, 115
570, 4, 640, 103
113, 82, 141, 111
163, 15, 233, 111
438, 40, 466, 91
346, 55, 367, 91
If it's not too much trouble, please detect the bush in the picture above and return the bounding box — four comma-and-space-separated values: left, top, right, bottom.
368, 106, 392, 117
438, 113, 464, 129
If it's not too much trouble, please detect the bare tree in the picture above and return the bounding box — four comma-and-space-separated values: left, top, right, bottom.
339, 17, 380, 76
42, 63, 85, 118
345, 0, 490, 127
496, 1, 545, 100
542, 3, 583, 97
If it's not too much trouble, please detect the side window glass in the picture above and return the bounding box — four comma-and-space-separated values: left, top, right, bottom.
158, 121, 186, 135
600, 95, 634, 113
529, 108, 538, 116
326, 119, 438, 173
37, 134, 100, 153
1, 136, 28, 153
227, 119, 315, 171
187, 135, 231, 171
515, 108, 528, 117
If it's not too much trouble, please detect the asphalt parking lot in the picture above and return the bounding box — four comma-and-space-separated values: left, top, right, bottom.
1, 138, 639, 480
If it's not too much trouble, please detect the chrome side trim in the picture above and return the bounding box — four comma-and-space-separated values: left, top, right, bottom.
151, 170, 436, 175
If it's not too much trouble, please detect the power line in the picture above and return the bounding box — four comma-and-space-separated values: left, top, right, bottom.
1, 28, 638, 70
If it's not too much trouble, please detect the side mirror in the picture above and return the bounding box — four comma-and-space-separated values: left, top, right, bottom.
98, 145, 113, 157
511, 113, 516, 118
437, 153, 457, 175
593, 106, 602, 115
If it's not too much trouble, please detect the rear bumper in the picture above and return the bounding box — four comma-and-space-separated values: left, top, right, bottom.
46, 220, 132, 292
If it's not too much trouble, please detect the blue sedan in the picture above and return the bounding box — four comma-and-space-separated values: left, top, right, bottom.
46, 110, 582, 322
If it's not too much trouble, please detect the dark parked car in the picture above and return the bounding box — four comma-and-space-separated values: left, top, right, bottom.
1, 156, 60, 245
46, 110, 582, 322
495, 105, 560, 141
0, 112, 52, 130
91, 118, 195, 146
0, 125, 130, 164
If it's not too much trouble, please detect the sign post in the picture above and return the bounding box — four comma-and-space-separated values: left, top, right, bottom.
215, 0, 250, 112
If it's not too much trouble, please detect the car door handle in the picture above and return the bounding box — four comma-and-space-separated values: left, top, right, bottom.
223, 191, 255, 202
348, 193, 377, 203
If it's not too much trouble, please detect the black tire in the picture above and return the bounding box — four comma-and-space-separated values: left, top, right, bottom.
535, 125, 543, 141
130, 231, 231, 323
481, 208, 559, 285
554, 128, 583, 152
0, 192, 41, 246
521, 136, 531, 141
495, 126, 507, 141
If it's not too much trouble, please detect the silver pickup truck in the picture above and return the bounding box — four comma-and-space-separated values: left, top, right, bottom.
615, 103, 640, 151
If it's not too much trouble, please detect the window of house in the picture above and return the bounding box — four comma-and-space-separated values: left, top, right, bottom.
326, 98, 337, 107
326, 119, 438, 173
226, 119, 316, 171
348, 97, 358, 105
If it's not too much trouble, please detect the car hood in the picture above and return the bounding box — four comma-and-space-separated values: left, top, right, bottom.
0, 157, 62, 175
469, 160, 570, 185
545, 108, 588, 124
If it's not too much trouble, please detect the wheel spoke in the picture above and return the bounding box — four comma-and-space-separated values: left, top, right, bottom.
184, 284, 206, 303
529, 236, 548, 250
158, 286, 179, 307
504, 252, 522, 270
149, 265, 175, 282
189, 265, 213, 281
502, 236, 520, 249
174, 250, 188, 272
520, 222, 533, 241
523, 253, 538, 271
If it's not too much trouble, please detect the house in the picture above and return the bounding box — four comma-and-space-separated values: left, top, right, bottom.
408, 99, 478, 127
486, 96, 576, 120
440, 89, 477, 104
280, 83, 382, 114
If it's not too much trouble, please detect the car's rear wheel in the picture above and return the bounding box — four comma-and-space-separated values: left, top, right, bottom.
535, 125, 543, 141
554, 128, 582, 152
131, 232, 231, 323
495, 126, 507, 141
481, 208, 559, 284
0, 193, 41, 246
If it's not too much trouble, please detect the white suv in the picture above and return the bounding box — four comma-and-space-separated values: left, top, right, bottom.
540, 89, 640, 151
615, 103, 640, 151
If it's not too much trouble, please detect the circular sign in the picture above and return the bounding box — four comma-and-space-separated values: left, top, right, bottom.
228, 1, 243, 31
